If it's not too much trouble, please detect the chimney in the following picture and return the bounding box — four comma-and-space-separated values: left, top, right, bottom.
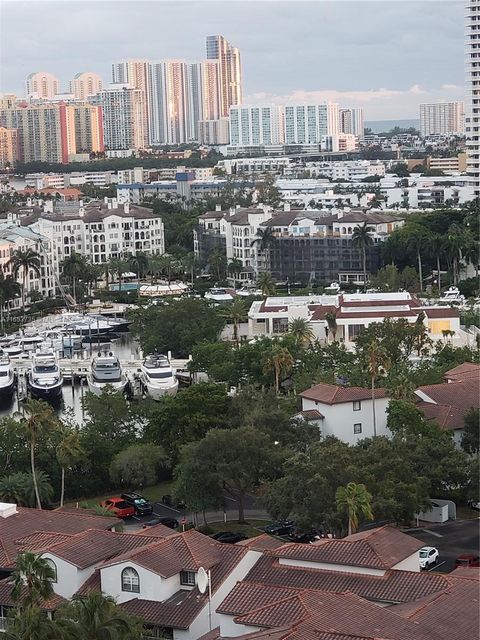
283, 202, 291, 212
27, 197, 32, 206
124, 202, 130, 214
104, 196, 109, 204
215, 204, 222, 212
0, 502, 17, 518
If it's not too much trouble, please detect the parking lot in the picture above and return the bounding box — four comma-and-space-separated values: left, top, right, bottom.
406, 519, 479, 573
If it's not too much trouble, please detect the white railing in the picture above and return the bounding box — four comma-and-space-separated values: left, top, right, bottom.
0, 617, 8, 632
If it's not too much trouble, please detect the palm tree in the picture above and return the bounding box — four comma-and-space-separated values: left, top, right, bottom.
56, 429, 83, 508
19, 399, 58, 510
251, 227, 277, 272
4, 604, 60, 640
264, 346, 294, 394
324, 311, 338, 343
61, 252, 87, 304
56, 592, 141, 640
182, 252, 198, 287
109, 257, 128, 291
431, 234, 445, 296
20, 471, 54, 509
128, 252, 150, 288
101, 261, 111, 289
336, 482, 374, 536
8, 248, 41, 307
351, 223, 374, 290
289, 318, 314, 347
228, 258, 243, 290
367, 340, 390, 437
208, 248, 227, 281
257, 272, 276, 297
0, 472, 30, 504
0, 274, 21, 330
11, 552, 55, 608
405, 226, 431, 292
220, 299, 247, 342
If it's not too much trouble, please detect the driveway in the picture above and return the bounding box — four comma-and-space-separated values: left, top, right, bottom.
405, 519, 480, 573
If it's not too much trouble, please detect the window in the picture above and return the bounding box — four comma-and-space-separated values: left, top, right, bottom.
121, 567, 140, 593
353, 423, 362, 435
44, 558, 57, 583
353, 400, 361, 411
180, 570, 196, 586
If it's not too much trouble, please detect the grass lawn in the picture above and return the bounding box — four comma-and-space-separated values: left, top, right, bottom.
197, 519, 271, 538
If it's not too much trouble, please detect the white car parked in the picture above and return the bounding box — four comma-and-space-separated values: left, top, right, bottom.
419, 546, 439, 569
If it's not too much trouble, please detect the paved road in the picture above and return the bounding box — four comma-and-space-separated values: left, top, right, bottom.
406, 519, 479, 573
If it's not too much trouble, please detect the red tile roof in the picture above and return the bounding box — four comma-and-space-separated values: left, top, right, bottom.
243, 554, 447, 604
0, 577, 66, 610
0, 507, 114, 570
297, 409, 324, 420
134, 523, 179, 538
237, 534, 286, 552
14, 531, 75, 552
444, 362, 480, 382
336, 310, 417, 319
300, 382, 387, 404
422, 307, 460, 319
76, 569, 101, 596
416, 379, 479, 411
416, 402, 467, 431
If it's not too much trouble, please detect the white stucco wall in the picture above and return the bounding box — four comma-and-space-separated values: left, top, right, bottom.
213, 614, 261, 638
392, 552, 420, 572
41, 553, 94, 599
278, 557, 385, 577
100, 562, 179, 604
301, 396, 390, 444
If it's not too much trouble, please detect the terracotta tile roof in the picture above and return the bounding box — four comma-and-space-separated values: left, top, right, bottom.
444, 362, 480, 382
0, 577, 66, 610
415, 379, 479, 411
244, 554, 448, 604
120, 541, 246, 629
0, 507, 114, 570
76, 569, 101, 596
218, 582, 300, 615
258, 301, 288, 313
45, 528, 161, 570
450, 566, 480, 579
341, 526, 424, 566
336, 310, 417, 319
416, 402, 466, 430
262, 211, 303, 227
103, 529, 225, 577
296, 409, 325, 421
14, 531, 75, 552
134, 523, 179, 538
422, 307, 460, 319
237, 534, 286, 552
398, 575, 480, 640
230, 589, 437, 640
300, 382, 387, 405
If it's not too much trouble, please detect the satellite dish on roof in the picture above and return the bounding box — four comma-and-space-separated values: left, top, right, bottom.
197, 566, 209, 594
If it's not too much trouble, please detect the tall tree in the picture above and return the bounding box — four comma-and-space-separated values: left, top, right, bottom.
128, 252, 149, 288
11, 553, 55, 609
56, 429, 83, 508
208, 248, 227, 281
336, 482, 374, 536
289, 318, 315, 347
264, 345, 294, 394
8, 248, 41, 307
0, 273, 21, 330
60, 252, 87, 304
324, 311, 338, 343
227, 258, 243, 290
257, 272, 276, 297
367, 340, 390, 437
404, 225, 432, 292
4, 603, 60, 640
219, 298, 248, 343
351, 223, 374, 289
56, 592, 141, 640
19, 400, 58, 510
251, 227, 277, 272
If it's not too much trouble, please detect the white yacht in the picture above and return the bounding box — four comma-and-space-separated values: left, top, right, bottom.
0, 356, 15, 398
236, 287, 263, 298
27, 348, 63, 400
204, 288, 234, 303
140, 354, 178, 400
439, 287, 465, 305
87, 351, 127, 396
3, 341, 25, 358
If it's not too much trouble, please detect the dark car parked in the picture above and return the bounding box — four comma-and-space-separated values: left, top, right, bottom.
211, 531, 248, 544
287, 529, 318, 543
121, 493, 153, 516
264, 519, 295, 536
142, 516, 179, 529
455, 554, 480, 568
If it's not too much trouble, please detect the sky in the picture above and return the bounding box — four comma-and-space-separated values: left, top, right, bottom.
0, 0, 465, 120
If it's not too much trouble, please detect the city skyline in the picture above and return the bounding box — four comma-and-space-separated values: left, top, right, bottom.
0, 0, 464, 120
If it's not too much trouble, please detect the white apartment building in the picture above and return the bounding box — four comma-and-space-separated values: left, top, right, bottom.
21, 198, 165, 266
284, 103, 340, 144
300, 159, 385, 181
419, 102, 465, 136
25, 71, 59, 100
321, 134, 357, 152
94, 85, 146, 150
339, 108, 365, 136
219, 206, 273, 273
229, 105, 285, 146
466, 0, 480, 194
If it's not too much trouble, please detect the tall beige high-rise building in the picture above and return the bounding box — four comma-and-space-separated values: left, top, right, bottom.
339, 108, 365, 136
0, 127, 20, 168
96, 85, 146, 150
419, 102, 465, 136
206, 35, 242, 117
25, 72, 59, 99
111, 60, 150, 145
466, 0, 480, 194
70, 72, 103, 100
63, 104, 104, 156
0, 94, 18, 109
187, 61, 221, 140
149, 61, 190, 145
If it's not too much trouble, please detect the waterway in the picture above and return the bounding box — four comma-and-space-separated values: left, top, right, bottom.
0, 333, 141, 425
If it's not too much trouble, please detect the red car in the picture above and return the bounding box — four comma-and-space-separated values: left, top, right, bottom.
455, 554, 480, 568
100, 497, 135, 519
